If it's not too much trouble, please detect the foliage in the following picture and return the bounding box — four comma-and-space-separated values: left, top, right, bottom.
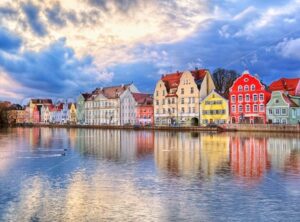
212, 68, 239, 98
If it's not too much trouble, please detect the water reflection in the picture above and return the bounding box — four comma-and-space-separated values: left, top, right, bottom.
0, 128, 300, 221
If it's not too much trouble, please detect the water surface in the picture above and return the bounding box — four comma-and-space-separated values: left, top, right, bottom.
0, 128, 299, 221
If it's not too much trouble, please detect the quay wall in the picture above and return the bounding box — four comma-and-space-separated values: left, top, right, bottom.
12, 123, 300, 133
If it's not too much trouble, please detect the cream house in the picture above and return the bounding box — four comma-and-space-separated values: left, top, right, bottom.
84, 83, 139, 125
154, 69, 215, 126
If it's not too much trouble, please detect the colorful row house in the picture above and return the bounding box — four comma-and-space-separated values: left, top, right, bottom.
120, 89, 154, 125
154, 69, 215, 126
200, 90, 229, 125
267, 78, 300, 124
7, 104, 26, 125
83, 84, 140, 125
229, 71, 271, 124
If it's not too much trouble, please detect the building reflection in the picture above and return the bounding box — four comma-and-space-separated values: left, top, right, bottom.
267, 134, 300, 174
75, 129, 154, 161
154, 132, 230, 177
229, 133, 269, 181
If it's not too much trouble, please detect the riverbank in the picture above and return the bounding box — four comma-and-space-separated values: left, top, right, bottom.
11, 123, 300, 133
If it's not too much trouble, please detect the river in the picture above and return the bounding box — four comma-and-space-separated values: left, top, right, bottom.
0, 128, 299, 221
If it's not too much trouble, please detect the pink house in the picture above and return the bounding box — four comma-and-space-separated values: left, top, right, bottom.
132, 93, 154, 126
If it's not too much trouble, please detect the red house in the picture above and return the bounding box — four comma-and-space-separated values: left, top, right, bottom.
132, 93, 154, 126
229, 71, 271, 124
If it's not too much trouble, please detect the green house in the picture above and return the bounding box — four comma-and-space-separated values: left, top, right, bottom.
77, 93, 89, 124
266, 91, 300, 124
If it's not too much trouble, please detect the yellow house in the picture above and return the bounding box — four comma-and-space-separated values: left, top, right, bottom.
68, 103, 77, 124
200, 90, 229, 125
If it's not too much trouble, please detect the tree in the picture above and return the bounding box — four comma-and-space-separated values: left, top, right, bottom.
212, 68, 239, 98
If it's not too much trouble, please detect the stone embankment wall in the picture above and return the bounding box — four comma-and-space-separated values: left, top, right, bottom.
221, 124, 300, 133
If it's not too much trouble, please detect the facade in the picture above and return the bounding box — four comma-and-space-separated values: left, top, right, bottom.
200, 90, 229, 125
229, 71, 271, 124
154, 69, 215, 126
32, 105, 40, 123
51, 103, 63, 123
27, 99, 53, 123
41, 105, 53, 123
266, 91, 300, 124
68, 103, 77, 124
84, 84, 139, 125
133, 93, 154, 126
7, 104, 25, 125
120, 89, 137, 125
77, 93, 90, 124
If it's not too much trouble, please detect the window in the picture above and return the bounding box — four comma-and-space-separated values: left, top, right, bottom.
269, 109, 273, 114
181, 98, 184, 104
231, 95, 236, 103
172, 108, 175, 113
238, 105, 243, 113
188, 107, 191, 113
245, 94, 250, 102
244, 85, 249, 91
281, 108, 287, 115
238, 85, 243, 91
191, 87, 194, 94
168, 99, 171, 104
259, 93, 264, 101
259, 104, 264, 112
172, 98, 175, 104
275, 99, 279, 104
192, 107, 195, 113
251, 84, 256, 91
238, 95, 243, 102
275, 108, 280, 115
156, 100, 159, 105
181, 107, 185, 113
253, 94, 258, 101
163, 108, 166, 114
246, 104, 250, 112
181, 88, 184, 95
162, 99, 165, 105
253, 104, 258, 112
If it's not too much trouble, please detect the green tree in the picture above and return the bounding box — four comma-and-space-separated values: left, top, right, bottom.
212, 68, 239, 98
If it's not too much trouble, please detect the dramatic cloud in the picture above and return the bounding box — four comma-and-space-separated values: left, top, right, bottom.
0, 0, 299, 102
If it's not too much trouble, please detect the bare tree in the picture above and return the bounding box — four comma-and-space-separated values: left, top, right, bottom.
212, 68, 239, 98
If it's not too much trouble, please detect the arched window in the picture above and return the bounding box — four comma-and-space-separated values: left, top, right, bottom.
244, 85, 249, 91
238, 104, 243, 112
238, 85, 243, 91
251, 84, 256, 91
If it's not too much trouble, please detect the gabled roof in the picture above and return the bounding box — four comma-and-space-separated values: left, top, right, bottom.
31, 99, 53, 104
89, 84, 132, 100
161, 69, 208, 93
282, 93, 299, 107
269, 78, 300, 96
81, 93, 91, 100
132, 93, 153, 105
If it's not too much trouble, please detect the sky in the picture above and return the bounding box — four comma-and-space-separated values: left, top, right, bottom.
0, 0, 300, 103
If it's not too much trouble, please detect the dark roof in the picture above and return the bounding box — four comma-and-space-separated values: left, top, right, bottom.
132, 93, 153, 105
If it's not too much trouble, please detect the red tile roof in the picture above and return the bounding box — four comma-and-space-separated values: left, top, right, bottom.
269, 78, 300, 96
161, 69, 208, 93
132, 93, 153, 105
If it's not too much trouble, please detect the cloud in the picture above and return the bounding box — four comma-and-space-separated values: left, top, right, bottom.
275, 38, 300, 60
0, 32, 113, 101
0, 27, 22, 51
45, 3, 66, 27
22, 2, 47, 36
